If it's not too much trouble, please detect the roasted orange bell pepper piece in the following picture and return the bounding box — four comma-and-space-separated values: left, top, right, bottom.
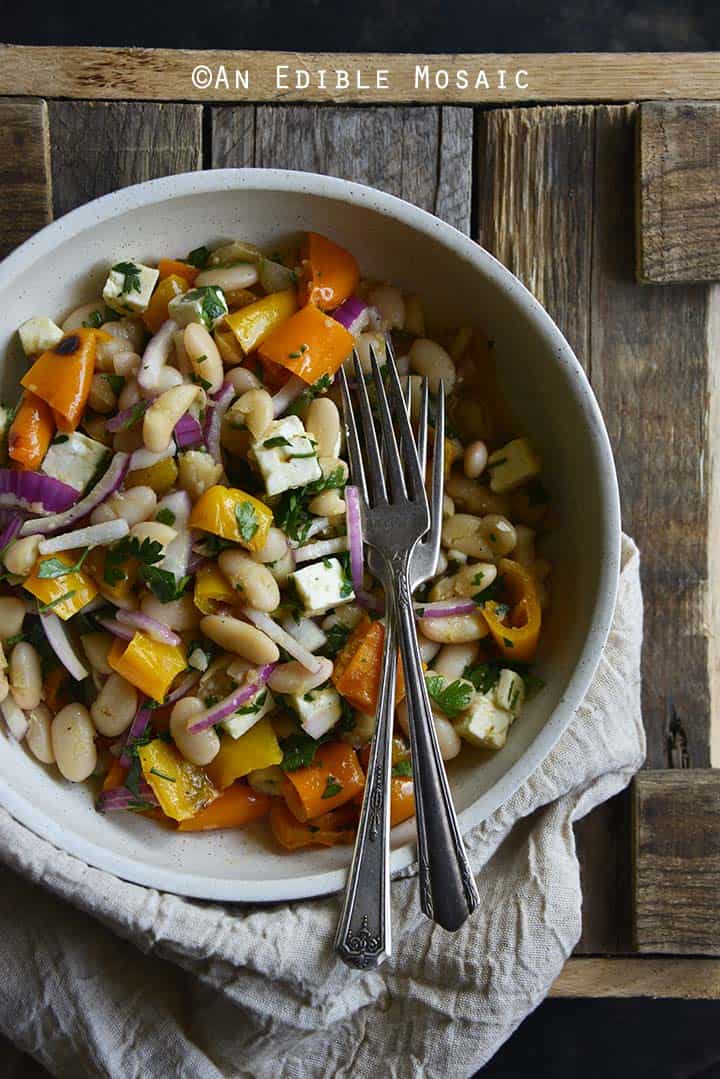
43, 665, 71, 714
101, 758, 128, 793
480, 557, 541, 662
258, 304, 353, 385
298, 233, 359, 311
108, 632, 187, 702
205, 716, 283, 789
24, 552, 98, 620
225, 289, 298, 354
177, 782, 271, 831
137, 739, 217, 822
269, 800, 356, 849
332, 615, 405, 713
390, 774, 415, 826
143, 274, 187, 333
21, 328, 101, 433
158, 258, 198, 286
282, 741, 365, 822
8, 391, 54, 470
189, 484, 273, 553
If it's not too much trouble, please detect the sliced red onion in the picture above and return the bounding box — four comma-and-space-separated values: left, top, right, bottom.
129, 444, 176, 472
1, 696, 28, 740
332, 296, 369, 335
40, 612, 89, 679
345, 485, 364, 596
187, 662, 277, 733
414, 598, 478, 618
163, 669, 201, 705
174, 412, 204, 449
294, 536, 348, 564
106, 399, 149, 433
0, 470, 78, 518
137, 319, 179, 391
20, 454, 130, 538
97, 783, 159, 812
119, 703, 152, 767
241, 608, 323, 674
0, 513, 22, 554
95, 616, 134, 642
116, 609, 181, 646
271, 374, 308, 418
38, 517, 128, 555
203, 381, 235, 464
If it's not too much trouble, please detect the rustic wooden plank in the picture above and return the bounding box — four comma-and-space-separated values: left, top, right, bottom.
590, 105, 711, 771
214, 105, 472, 234
48, 102, 203, 218
0, 98, 52, 258
2, 48, 720, 104
637, 102, 720, 283
551, 957, 720, 999
634, 771, 720, 954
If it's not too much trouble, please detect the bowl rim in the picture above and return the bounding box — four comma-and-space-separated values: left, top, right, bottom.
0, 167, 621, 902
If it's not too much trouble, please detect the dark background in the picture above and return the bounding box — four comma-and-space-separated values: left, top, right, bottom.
2, 2, 720, 1077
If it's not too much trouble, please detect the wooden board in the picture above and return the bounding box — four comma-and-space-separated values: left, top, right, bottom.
2, 48, 720, 104
637, 102, 720, 283
551, 957, 720, 999
0, 98, 52, 259
212, 105, 473, 233
634, 770, 720, 954
48, 101, 203, 217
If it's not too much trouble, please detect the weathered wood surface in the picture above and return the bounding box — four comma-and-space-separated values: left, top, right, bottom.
551, 957, 720, 998
637, 101, 720, 283
48, 102, 203, 217
634, 771, 720, 954
0, 98, 52, 259
2, 48, 720, 104
212, 105, 474, 233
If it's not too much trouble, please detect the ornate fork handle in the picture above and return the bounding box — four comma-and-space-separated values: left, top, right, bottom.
333, 589, 398, 968
392, 560, 480, 931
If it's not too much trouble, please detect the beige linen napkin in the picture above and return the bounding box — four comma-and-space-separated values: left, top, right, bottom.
0, 535, 643, 1079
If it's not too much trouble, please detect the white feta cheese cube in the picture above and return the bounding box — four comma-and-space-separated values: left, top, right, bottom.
41, 431, 109, 493
289, 684, 342, 740
103, 261, 159, 315
487, 437, 542, 494
494, 669, 525, 715
167, 286, 228, 329
454, 691, 513, 750
18, 316, 63, 356
290, 557, 354, 616
280, 614, 327, 653
252, 415, 322, 497
222, 686, 276, 740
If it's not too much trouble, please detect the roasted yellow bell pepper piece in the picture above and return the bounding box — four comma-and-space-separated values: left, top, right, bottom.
225, 289, 297, 355
138, 739, 217, 821
480, 557, 541, 662
85, 547, 138, 602
24, 551, 98, 620
193, 564, 237, 615
108, 632, 187, 701
143, 274, 187, 334
189, 484, 272, 553
205, 716, 282, 789
125, 455, 178, 494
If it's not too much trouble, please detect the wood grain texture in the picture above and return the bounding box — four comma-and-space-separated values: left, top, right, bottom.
551, 957, 720, 998
638, 102, 720, 283
48, 102, 203, 218
0, 98, 52, 258
634, 770, 720, 954
2, 48, 720, 103
212, 105, 473, 233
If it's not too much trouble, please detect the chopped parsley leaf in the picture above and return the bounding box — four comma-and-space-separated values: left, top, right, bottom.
323, 623, 351, 658
112, 261, 142, 295
37, 590, 77, 614
321, 774, 343, 799
279, 730, 332, 772
82, 309, 104, 329
286, 373, 333, 416
186, 246, 210, 269
155, 507, 176, 527
38, 548, 91, 580
425, 673, 474, 719
149, 767, 176, 782
392, 759, 412, 778
103, 373, 125, 396
141, 565, 190, 603
235, 501, 259, 543
263, 436, 292, 449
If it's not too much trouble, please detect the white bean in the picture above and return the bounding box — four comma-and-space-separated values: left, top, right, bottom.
408, 339, 456, 394
418, 635, 441, 665
200, 614, 280, 665
305, 398, 341, 457
91, 673, 138, 737
479, 515, 517, 556
177, 450, 223, 501
0, 598, 25, 641
430, 561, 496, 601
230, 389, 273, 440
102, 317, 145, 353
88, 373, 117, 414
442, 514, 493, 559
3, 535, 41, 577
141, 593, 200, 632
51, 704, 97, 782
81, 632, 113, 675
111, 486, 158, 526
9, 642, 42, 710
463, 440, 488, 480
251, 527, 288, 565
224, 365, 261, 395
170, 697, 220, 766
396, 699, 461, 761
268, 657, 333, 695
184, 323, 224, 394
446, 473, 510, 516
403, 293, 425, 337
82, 414, 114, 446
143, 384, 199, 453
368, 285, 405, 330
353, 331, 387, 373
113, 351, 141, 377
147, 366, 184, 397
25, 704, 55, 764
442, 495, 455, 519
129, 520, 177, 549
266, 550, 294, 587
308, 490, 345, 517
419, 612, 489, 644
195, 264, 259, 291
434, 643, 480, 682
512, 525, 536, 570
218, 550, 280, 611
321, 604, 364, 631
118, 376, 142, 410
62, 301, 103, 331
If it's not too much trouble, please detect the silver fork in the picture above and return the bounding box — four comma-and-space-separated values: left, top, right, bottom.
334, 347, 479, 969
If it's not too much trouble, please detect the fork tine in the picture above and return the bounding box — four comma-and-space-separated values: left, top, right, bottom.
384, 341, 427, 506
416, 378, 429, 489
338, 364, 369, 503
369, 346, 407, 500
425, 379, 445, 564
352, 351, 387, 506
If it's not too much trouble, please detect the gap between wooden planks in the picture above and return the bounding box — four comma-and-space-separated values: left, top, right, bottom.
1, 47, 720, 104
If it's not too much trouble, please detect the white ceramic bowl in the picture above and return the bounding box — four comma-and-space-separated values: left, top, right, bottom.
0, 169, 620, 902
